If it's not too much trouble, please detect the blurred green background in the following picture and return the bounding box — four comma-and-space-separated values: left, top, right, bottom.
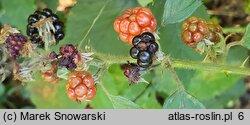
0, 0, 250, 109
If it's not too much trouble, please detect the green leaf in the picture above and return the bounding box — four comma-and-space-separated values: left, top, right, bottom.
0, 83, 5, 97
162, 0, 202, 25
137, 0, 153, 6
242, 24, 250, 50
0, 0, 36, 33
37, 0, 59, 11
163, 89, 205, 109
89, 84, 114, 109
226, 46, 249, 66
153, 68, 177, 96
108, 64, 162, 108
203, 79, 246, 108
109, 95, 141, 109
188, 71, 241, 100
64, 0, 139, 56
135, 91, 162, 109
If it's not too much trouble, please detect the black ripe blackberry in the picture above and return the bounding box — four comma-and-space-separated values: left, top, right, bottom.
129, 32, 158, 68
51, 44, 80, 70
26, 8, 65, 48
6, 33, 27, 59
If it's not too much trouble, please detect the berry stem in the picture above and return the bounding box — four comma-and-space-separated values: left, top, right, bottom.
77, 0, 112, 50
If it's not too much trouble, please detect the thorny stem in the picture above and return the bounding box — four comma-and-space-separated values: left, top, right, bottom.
171, 59, 250, 75
77, 0, 112, 50
93, 52, 250, 76
93, 52, 135, 64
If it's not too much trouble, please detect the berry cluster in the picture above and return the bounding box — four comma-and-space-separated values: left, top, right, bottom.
41, 63, 60, 83
6, 33, 27, 59
182, 16, 222, 48
27, 8, 64, 47
114, 7, 157, 44
66, 71, 96, 102
49, 44, 81, 70
129, 32, 158, 68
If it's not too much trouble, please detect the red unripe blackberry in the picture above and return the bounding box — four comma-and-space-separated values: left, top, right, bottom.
181, 16, 223, 49
66, 71, 96, 102
6, 33, 27, 59
114, 7, 157, 44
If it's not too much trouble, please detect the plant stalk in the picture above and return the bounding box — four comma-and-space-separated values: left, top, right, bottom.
94, 52, 250, 76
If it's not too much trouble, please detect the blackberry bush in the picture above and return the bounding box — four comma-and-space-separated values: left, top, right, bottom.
1, 0, 250, 110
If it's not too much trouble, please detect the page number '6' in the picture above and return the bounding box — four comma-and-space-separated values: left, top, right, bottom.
238, 112, 244, 120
